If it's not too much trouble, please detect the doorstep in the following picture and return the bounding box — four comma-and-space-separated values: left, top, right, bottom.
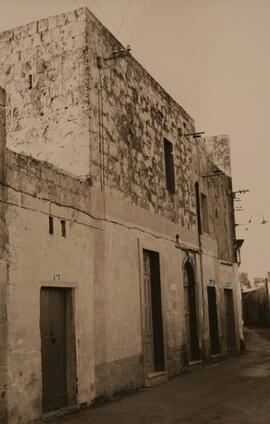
43, 404, 79, 422
189, 359, 203, 368
145, 371, 168, 387
211, 353, 223, 363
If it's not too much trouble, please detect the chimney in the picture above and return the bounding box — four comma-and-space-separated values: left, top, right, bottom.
0, 87, 6, 182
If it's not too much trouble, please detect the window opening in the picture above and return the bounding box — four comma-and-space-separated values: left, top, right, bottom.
61, 220, 66, 238
49, 216, 54, 235
164, 138, 175, 193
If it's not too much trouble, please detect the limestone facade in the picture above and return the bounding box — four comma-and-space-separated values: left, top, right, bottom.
0, 8, 243, 424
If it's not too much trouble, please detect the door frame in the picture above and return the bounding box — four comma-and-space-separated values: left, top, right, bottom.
207, 285, 220, 355
182, 256, 201, 362
224, 288, 237, 352
39, 282, 78, 415
137, 239, 168, 383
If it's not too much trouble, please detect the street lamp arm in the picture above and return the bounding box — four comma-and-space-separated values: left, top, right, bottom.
248, 214, 268, 224
235, 213, 268, 229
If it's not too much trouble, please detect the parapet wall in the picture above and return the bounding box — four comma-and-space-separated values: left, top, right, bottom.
6, 149, 93, 215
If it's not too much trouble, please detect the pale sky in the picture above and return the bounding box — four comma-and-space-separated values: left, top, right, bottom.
0, 0, 269, 280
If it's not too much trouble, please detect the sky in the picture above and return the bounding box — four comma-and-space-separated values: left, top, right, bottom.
0, 0, 269, 280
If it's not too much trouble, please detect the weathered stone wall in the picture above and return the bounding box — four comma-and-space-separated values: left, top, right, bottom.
0, 7, 236, 241
210, 175, 235, 261
0, 88, 8, 423
0, 9, 242, 421
202, 135, 231, 177
0, 6, 200, 231
0, 8, 90, 176
85, 8, 197, 228
197, 141, 236, 262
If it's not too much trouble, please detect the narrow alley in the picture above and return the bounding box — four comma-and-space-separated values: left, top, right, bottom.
50, 328, 270, 424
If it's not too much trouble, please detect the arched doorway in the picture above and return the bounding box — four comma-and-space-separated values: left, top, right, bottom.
183, 260, 200, 361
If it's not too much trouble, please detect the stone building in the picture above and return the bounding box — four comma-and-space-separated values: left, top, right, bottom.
239, 272, 251, 291
254, 277, 266, 288
242, 281, 270, 328
0, 8, 243, 424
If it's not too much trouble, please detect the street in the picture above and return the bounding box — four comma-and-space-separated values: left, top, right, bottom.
51, 328, 270, 424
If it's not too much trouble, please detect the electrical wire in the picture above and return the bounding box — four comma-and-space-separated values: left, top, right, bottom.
0, 197, 103, 232
80, 0, 132, 49
73, 0, 82, 8
117, 0, 133, 36
0, 179, 194, 249
82, 0, 118, 33
0, 180, 235, 263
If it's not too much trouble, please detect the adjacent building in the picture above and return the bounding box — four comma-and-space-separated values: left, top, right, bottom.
239, 272, 251, 291
253, 277, 266, 288
0, 8, 243, 424
242, 272, 270, 327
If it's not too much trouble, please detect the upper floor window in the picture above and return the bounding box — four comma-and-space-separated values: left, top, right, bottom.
48, 216, 54, 235
61, 220, 66, 238
163, 138, 175, 194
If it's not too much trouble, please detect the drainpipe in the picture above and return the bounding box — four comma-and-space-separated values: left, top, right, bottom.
265, 277, 270, 326
195, 181, 208, 360
0, 87, 8, 423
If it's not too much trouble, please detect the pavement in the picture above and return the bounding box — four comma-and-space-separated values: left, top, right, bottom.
51, 328, 270, 424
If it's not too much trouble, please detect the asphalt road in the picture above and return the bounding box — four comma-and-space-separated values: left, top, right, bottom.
52, 328, 270, 424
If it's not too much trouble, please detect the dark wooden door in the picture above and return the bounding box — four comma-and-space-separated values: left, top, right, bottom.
224, 289, 236, 350
188, 280, 200, 360
184, 263, 200, 361
40, 288, 67, 413
142, 250, 165, 374
184, 284, 191, 358
207, 286, 220, 355
143, 251, 155, 374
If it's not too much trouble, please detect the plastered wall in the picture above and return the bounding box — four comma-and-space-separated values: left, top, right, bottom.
5, 150, 98, 423
0, 8, 242, 422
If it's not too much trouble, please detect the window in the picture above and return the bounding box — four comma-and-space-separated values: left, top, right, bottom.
163, 138, 175, 193
201, 193, 209, 233
49, 216, 54, 235
61, 220, 66, 238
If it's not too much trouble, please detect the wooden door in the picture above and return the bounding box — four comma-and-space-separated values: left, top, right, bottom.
188, 280, 200, 360
142, 250, 165, 374
184, 262, 200, 362
184, 277, 191, 358
40, 288, 68, 413
143, 251, 155, 374
207, 286, 220, 355
224, 289, 236, 350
